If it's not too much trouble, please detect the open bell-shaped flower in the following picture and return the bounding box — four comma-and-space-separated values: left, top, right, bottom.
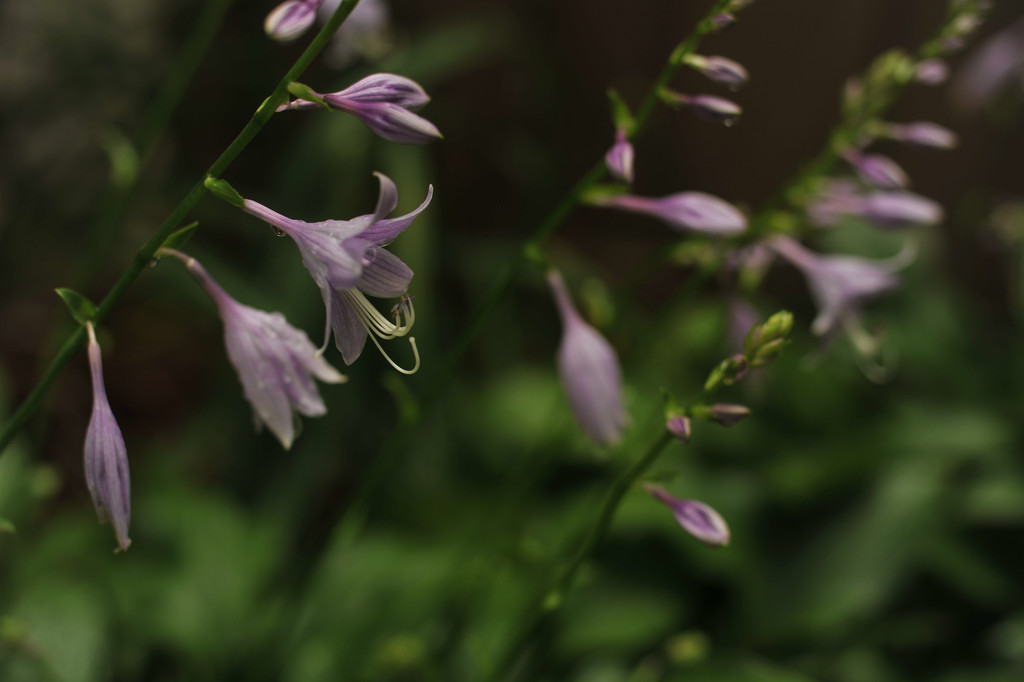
165, 251, 347, 449
643, 483, 730, 546
769, 235, 912, 337
593, 191, 747, 236
84, 322, 131, 552
278, 73, 442, 144
548, 270, 628, 447
239, 172, 432, 372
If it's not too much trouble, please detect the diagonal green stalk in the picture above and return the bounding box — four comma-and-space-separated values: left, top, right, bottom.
0, 0, 365, 457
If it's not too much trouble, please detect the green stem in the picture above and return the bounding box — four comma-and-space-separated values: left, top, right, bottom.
0, 0, 364, 456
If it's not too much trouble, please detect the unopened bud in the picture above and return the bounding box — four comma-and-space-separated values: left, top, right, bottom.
660, 90, 742, 126
710, 13, 736, 31
704, 354, 748, 392
707, 403, 751, 426
685, 55, 749, 89
666, 415, 692, 443
743, 310, 793, 360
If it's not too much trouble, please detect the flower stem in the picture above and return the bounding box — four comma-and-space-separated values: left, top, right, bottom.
0, 0, 366, 457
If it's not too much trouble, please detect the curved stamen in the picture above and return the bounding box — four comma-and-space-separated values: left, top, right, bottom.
342, 289, 414, 339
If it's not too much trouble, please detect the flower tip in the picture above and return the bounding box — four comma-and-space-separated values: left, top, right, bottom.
264, 1, 318, 42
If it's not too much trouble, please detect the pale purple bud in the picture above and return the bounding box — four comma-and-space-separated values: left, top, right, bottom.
687, 55, 749, 89
548, 270, 628, 447
178, 255, 347, 449
860, 191, 943, 228
843, 151, 910, 190
914, 59, 949, 85
664, 92, 742, 126
84, 323, 131, 552
596, 192, 747, 236
770, 235, 911, 337
604, 129, 635, 183
953, 16, 1024, 109
707, 403, 751, 426
808, 179, 863, 227
643, 484, 730, 546
264, 0, 324, 42
710, 13, 736, 31
279, 73, 442, 144
666, 415, 692, 443
885, 121, 958, 150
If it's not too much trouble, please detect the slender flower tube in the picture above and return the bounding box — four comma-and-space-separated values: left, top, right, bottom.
843, 150, 910, 190
685, 55, 749, 89
643, 484, 730, 546
264, 0, 325, 42
660, 90, 742, 125
769, 235, 911, 337
604, 129, 635, 184
163, 250, 347, 449
883, 121, 958, 150
84, 322, 131, 552
241, 173, 432, 372
809, 182, 942, 229
278, 73, 442, 144
594, 192, 747, 236
548, 270, 628, 447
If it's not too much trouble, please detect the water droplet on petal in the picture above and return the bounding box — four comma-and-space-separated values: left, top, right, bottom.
272, 226, 286, 237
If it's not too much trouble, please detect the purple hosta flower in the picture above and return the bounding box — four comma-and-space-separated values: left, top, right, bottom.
548, 270, 628, 447
843, 150, 910, 190
643, 484, 730, 547
954, 15, 1024, 109
84, 322, 131, 552
769, 235, 912, 337
265, 0, 325, 42
662, 91, 742, 125
883, 121, 958, 150
242, 173, 432, 371
320, 0, 390, 67
706, 403, 751, 426
595, 192, 747, 236
914, 59, 949, 85
604, 129, 634, 183
170, 252, 347, 449
666, 415, 692, 443
278, 73, 441, 144
860, 191, 943, 229
710, 13, 736, 32
686, 55, 749, 89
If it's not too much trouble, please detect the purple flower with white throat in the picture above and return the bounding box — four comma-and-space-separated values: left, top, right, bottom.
84, 322, 131, 552
604, 129, 634, 183
594, 191, 747, 236
241, 173, 432, 372
278, 73, 441, 144
265, 0, 324, 42
883, 121, 958, 150
643, 484, 730, 546
769, 235, 912, 337
165, 250, 347, 450
843, 150, 910, 190
548, 270, 628, 447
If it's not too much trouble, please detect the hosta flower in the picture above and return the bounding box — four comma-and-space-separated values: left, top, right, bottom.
843, 150, 910, 190
660, 90, 742, 125
278, 73, 441, 144
604, 129, 634, 184
685, 54, 749, 89
168, 251, 347, 449
84, 322, 131, 551
914, 59, 949, 85
548, 270, 628, 447
594, 191, 747, 236
241, 173, 432, 371
954, 15, 1024, 108
809, 181, 942, 229
320, 0, 391, 67
265, 0, 324, 42
643, 484, 730, 546
770, 235, 911, 337
883, 121, 958, 150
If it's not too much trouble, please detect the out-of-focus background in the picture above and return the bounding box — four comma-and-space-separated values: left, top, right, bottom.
2, 1, 1024, 680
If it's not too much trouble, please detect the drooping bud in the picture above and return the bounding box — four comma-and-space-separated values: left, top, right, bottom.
593, 192, 747, 236
705, 403, 752, 426
660, 90, 742, 126
883, 121, 958, 150
548, 270, 629, 447
83, 322, 131, 552
710, 13, 736, 32
860, 191, 944, 229
703, 354, 748, 393
685, 55, 749, 89
264, 0, 324, 43
643, 484, 730, 547
666, 415, 693, 443
914, 59, 949, 85
604, 129, 635, 184
843, 150, 910, 190
743, 310, 793, 367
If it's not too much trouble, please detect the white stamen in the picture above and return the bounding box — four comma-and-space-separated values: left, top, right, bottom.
341, 290, 419, 373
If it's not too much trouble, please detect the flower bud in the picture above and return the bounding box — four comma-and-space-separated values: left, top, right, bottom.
704, 354, 748, 393
686, 55, 749, 89
860, 191, 943, 229
843, 151, 910, 190
710, 13, 736, 31
666, 415, 692, 444
594, 191, 747, 236
643, 484, 730, 546
264, 0, 323, 43
604, 129, 635, 183
884, 121, 958, 150
660, 90, 742, 126
914, 59, 949, 85
706, 403, 751, 426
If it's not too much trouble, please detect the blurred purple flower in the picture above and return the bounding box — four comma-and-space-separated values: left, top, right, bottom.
954, 15, 1024, 108
884, 121, 958, 150
686, 55, 749, 89
548, 270, 628, 447
710, 13, 736, 31
643, 484, 730, 546
706, 403, 751, 426
604, 129, 635, 183
279, 73, 441, 144
662, 91, 742, 125
84, 322, 131, 552
914, 59, 949, 85
242, 173, 432, 369
265, 0, 324, 42
666, 415, 692, 443
320, 0, 390, 67
770, 235, 912, 337
172, 253, 347, 449
809, 181, 941, 229
595, 192, 747, 236
843, 150, 910, 190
